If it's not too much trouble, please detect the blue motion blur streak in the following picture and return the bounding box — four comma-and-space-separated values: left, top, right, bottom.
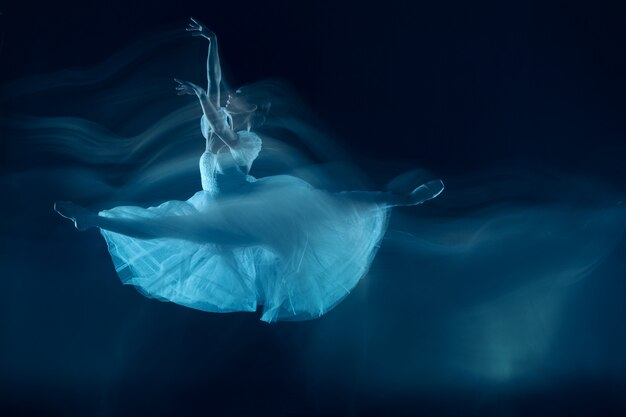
0, 23, 624, 394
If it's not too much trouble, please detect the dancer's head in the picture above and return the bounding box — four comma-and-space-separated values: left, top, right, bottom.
224, 89, 269, 131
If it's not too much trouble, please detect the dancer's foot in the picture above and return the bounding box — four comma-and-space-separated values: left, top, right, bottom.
387, 169, 433, 194
406, 179, 445, 205
54, 201, 93, 231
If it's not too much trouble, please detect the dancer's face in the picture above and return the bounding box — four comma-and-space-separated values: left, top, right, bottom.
226, 95, 257, 131
226, 94, 257, 112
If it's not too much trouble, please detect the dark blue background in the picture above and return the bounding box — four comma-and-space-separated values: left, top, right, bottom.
1, 1, 625, 416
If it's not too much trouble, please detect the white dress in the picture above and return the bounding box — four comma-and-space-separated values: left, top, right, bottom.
99, 119, 390, 322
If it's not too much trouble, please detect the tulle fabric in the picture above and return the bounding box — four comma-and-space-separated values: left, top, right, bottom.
98, 129, 390, 321
100, 176, 389, 322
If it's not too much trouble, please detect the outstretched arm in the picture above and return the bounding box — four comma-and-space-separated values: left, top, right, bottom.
175, 78, 238, 145
187, 17, 222, 109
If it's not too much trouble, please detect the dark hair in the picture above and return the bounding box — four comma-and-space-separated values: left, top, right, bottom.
226, 89, 271, 131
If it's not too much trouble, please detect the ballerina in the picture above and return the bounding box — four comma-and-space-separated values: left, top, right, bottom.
55, 18, 444, 322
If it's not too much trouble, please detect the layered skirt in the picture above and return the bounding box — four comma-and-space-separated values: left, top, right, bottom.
100, 175, 389, 322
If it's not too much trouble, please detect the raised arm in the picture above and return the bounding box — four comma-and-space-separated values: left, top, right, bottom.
187, 17, 222, 109
174, 78, 238, 145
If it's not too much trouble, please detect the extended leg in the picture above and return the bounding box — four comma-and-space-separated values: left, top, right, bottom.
339, 180, 444, 207
54, 201, 255, 245
93, 213, 251, 245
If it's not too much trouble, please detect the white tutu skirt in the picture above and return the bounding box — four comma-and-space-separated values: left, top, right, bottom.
99, 175, 389, 322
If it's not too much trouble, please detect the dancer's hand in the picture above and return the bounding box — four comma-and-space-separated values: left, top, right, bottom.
186, 17, 215, 41
174, 78, 205, 97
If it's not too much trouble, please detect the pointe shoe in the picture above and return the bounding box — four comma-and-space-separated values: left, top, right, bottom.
54, 201, 92, 231
407, 179, 445, 205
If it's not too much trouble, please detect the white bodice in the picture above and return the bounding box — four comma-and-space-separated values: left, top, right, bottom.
199, 130, 262, 194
